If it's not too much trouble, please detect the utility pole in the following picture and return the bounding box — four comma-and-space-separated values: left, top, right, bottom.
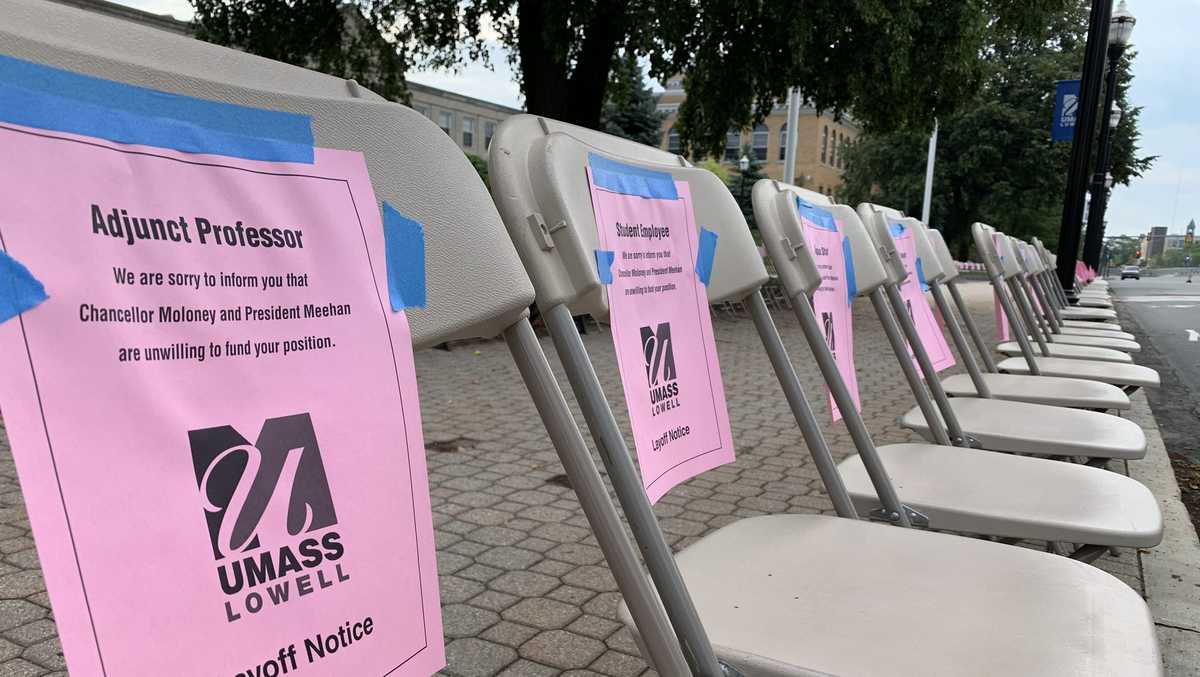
1055, 0, 1113, 292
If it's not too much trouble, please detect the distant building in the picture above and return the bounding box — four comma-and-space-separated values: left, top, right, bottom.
49, 0, 521, 158
1187, 219, 1196, 246
1165, 234, 1187, 251
655, 75, 860, 199
1147, 225, 1168, 258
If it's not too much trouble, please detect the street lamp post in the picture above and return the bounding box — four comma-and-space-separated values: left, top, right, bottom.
1082, 0, 1136, 270
738, 154, 750, 203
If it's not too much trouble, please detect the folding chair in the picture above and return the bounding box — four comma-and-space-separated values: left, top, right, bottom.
974, 226, 1161, 393
1004, 238, 1136, 351
489, 115, 1162, 677
750, 180, 1160, 557
1029, 238, 1136, 338
919, 226, 1134, 409
0, 3, 696, 673
851, 206, 1146, 463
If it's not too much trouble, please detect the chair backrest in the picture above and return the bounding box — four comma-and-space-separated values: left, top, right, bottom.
856, 203, 909, 286
751, 181, 893, 299
906, 218, 947, 283
971, 222, 1020, 280
1, 0, 534, 348
925, 227, 961, 282
489, 114, 766, 316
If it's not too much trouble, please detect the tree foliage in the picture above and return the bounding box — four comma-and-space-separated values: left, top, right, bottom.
193, 1, 1067, 158
190, 0, 408, 102
599, 52, 666, 147
727, 145, 768, 230
839, 1, 1155, 259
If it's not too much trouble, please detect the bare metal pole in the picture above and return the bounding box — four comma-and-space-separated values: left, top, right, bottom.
502, 319, 691, 676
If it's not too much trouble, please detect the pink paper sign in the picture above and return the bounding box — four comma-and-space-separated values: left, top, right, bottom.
795, 199, 860, 421
0, 124, 443, 676
890, 223, 955, 373
588, 172, 735, 505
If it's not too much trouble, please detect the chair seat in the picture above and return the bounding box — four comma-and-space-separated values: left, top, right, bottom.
1061, 307, 1118, 320
1043, 334, 1139, 351
618, 515, 1161, 677
838, 443, 1162, 547
901, 397, 1146, 459
1077, 298, 1114, 308
1061, 319, 1124, 331
996, 341, 1133, 363
940, 372, 1130, 410
1057, 326, 1137, 341
998, 356, 1161, 389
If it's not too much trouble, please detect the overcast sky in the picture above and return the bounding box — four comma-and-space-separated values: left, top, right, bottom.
117, 0, 1194, 237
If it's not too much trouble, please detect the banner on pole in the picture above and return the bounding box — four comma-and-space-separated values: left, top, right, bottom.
587, 166, 735, 504
1052, 80, 1081, 142
0, 122, 443, 676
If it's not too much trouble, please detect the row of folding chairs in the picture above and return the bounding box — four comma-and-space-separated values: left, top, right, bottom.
0, 3, 1165, 674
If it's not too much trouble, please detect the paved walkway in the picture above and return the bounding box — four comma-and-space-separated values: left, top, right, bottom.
0, 281, 1189, 675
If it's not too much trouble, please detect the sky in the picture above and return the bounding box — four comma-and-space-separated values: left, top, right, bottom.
116, 0, 1195, 237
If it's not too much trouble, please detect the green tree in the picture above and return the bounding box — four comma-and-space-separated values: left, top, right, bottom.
1104, 235, 1140, 266
840, 1, 1155, 259
466, 152, 489, 189
599, 52, 666, 146
193, 1, 1065, 154
190, 0, 408, 102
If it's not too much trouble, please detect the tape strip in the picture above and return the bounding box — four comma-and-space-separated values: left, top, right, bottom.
0, 55, 314, 163
382, 203, 426, 311
695, 228, 718, 286
915, 257, 930, 292
595, 249, 615, 284
888, 221, 907, 237
0, 250, 48, 324
796, 198, 837, 231
588, 153, 678, 200
842, 236, 858, 304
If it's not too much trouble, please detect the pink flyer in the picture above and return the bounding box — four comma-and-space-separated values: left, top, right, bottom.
795, 199, 860, 421
0, 124, 443, 676
587, 170, 735, 505
890, 222, 955, 373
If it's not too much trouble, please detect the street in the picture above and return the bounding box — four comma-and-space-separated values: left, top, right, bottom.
1110, 273, 1200, 464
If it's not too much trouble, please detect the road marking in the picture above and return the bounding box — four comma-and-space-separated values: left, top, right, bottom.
1170, 305, 1196, 309
1188, 330, 1199, 343
1121, 296, 1200, 303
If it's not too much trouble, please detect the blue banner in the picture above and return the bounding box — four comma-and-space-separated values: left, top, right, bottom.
1051, 80, 1081, 142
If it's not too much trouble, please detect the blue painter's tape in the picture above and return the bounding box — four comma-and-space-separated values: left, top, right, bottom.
0, 250, 48, 324
0, 55, 313, 163
588, 153, 678, 200
695, 228, 718, 286
595, 249, 615, 285
915, 257, 930, 291
888, 221, 907, 238
381, 203, 426, 311
795, 197, 837, 231
842, 236, 857, 305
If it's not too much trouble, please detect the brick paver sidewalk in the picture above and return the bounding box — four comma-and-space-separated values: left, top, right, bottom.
0, 282, 1146, 676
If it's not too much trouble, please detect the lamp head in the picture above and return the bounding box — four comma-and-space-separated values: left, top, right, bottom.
1109, 0, 1135, 48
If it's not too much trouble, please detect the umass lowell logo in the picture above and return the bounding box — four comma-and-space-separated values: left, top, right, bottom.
190, 413, 350, 623
641, 322, 680, 416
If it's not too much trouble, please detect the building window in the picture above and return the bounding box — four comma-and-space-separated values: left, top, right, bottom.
839, 134, 848, 169
666, 127, 681, 154
752, 124, 768, 161
778, 123, 788, 161
438, 111, 454, 136
462, 116, 475, 148
416, 105, 431, 119
724, 129, 741, 162
484, 121, 496, 150
830, 133, 838, 168
820, 126, 828, 164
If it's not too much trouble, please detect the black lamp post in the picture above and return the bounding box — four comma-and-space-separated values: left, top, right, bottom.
1082, 1, 1136, 270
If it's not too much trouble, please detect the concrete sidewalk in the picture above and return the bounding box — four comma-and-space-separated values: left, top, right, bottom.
0, 281, 1194, 676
